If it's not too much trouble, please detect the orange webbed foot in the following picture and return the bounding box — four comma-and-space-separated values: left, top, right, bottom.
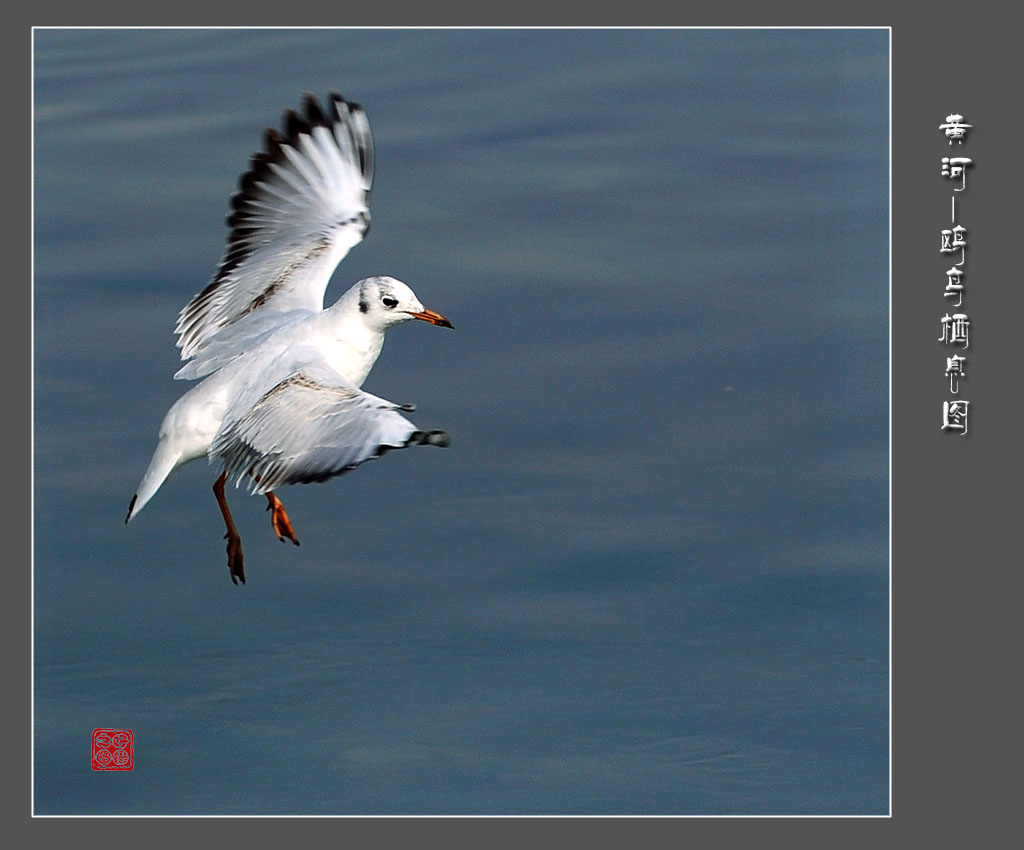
224, 530, 245, 584
266, 492, 300, 546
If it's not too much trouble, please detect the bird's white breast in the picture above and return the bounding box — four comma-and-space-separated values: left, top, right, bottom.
309, 305, 385, 388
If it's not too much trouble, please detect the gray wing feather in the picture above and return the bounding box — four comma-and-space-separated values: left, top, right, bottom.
173, 310, 314, 381
210, 363, 445, 494
175, 93, 373, 360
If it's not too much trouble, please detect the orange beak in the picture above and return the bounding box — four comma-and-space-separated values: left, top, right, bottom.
406, 308, 454, 329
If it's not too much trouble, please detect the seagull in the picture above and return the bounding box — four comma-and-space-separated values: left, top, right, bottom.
125, 92, 453, 585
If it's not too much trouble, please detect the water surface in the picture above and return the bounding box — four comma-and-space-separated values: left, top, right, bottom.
34, 28, 889, 815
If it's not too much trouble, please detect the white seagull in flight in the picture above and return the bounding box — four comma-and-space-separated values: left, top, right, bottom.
125, 92, 453, 584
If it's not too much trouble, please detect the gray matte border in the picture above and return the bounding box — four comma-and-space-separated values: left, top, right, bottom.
19, 0, 1021, 842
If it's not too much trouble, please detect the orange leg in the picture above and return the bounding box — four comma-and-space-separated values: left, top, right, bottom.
266, 491, 300, 546
213, 471, 245, 585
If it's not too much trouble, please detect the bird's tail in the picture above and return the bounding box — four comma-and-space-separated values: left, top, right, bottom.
125, 441, 182, 524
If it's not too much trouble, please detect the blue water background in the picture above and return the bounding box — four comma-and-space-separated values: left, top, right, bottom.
33, 28, 889, 815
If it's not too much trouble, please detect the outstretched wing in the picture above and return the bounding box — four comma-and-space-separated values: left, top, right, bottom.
210, 361, 449, 494
176, 92, 374, 360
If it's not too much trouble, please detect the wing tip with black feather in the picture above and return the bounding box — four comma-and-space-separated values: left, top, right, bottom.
174, 92, 375, 359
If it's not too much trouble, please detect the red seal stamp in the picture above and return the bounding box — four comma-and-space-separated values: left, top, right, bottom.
91, 728, 134, 771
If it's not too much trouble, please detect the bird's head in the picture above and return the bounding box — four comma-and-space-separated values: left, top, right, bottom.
355, 276, 453, 332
